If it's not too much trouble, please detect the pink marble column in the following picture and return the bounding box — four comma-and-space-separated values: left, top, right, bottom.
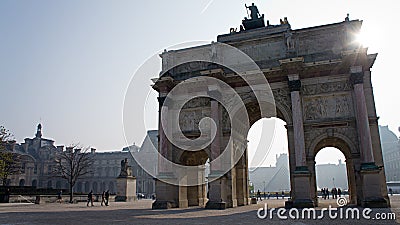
158, 96, 170, 173
210, 99, 222, 171
351, 67, 375, 164
288, 75, 307, 169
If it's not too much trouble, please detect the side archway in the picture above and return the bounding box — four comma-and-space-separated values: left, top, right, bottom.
308, 134, 359, 205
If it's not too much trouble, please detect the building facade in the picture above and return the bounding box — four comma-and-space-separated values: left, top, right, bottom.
379, 125, 400, 182
249, 154, 290, 193
5, 125, 157, 197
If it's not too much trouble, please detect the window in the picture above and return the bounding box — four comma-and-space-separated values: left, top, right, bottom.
34, 164, 38, 174
21, 163, 26, 174
47, 180, 52, 189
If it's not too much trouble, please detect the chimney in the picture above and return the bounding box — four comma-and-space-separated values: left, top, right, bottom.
91, 148, 96, 154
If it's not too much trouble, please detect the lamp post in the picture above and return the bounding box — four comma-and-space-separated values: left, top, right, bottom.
263, 181, 266, 199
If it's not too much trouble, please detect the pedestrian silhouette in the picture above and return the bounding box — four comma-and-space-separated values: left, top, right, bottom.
87, 191, 94, 206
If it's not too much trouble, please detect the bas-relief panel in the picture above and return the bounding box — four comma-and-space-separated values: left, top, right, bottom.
272, 88, 291, 112
179, 108, 210, 132
301, 81, 354, 121
182, 97, 210, 109
301, 81, 352, 96
179, 97, 232, 133
303, 94, 353, 121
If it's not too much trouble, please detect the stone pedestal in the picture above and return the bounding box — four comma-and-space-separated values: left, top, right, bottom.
115, 176, 137, 202
360, 168, 389, 208
205, 173, 227, 209
290, 170, 314, 208
152, 175, 179, 209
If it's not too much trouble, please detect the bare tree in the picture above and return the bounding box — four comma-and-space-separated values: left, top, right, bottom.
53, 144, 94, 203
0, 126, 20, 186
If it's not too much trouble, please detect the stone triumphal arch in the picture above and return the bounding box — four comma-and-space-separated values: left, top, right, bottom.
151, 10, 389, 209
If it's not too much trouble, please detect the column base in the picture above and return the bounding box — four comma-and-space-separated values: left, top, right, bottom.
205, 201, 227, 210
237, 197, 247, 206
198, 198, 206, 207
115, 196, 137, 202
362, 197, 389, 208
284, 199, 293, 209
179, 199, 188, 208
152, 200, 177, 209
360, 166, 389, 208
291, 199, 314, 208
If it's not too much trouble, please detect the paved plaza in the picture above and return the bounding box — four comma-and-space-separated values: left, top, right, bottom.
0, 196, 399, 224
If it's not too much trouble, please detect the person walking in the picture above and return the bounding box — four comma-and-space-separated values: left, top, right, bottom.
256, 190, 261, 201
105, 190, 110, 206
5, 188, 10, 203
57, 190, 63, 204
101, 191, 106, 206
87, 191, 94, 207
333, 188, 337, 199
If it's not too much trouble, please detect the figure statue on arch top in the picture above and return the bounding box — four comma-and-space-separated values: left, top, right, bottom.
242, 3, 265, 30
245, 3, 261, 20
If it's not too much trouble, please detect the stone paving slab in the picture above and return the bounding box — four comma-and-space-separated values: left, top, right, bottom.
0, 197, 398, 224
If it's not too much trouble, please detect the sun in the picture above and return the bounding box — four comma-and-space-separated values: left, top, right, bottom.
354, 26, 379, 49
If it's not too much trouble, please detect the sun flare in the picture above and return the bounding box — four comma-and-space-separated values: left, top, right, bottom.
355, 27, 378, 49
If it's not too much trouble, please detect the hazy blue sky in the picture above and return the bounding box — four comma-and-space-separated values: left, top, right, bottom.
1, 0, 398, 166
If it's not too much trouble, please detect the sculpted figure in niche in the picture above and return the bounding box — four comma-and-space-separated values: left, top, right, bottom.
285, 29, 295, 49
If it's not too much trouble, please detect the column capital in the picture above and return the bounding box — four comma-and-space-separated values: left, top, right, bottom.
350, 72, 364, 85
207, 90, 222, 100
154, 76, 175, 93
350, 65, 363, 74
350, 65, 364, 85
288, 79, 301, 92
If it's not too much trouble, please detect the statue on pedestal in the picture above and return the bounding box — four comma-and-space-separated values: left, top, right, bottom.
116, 158, 136, 202
119, 158, 132, 177
242, 3, 265, 30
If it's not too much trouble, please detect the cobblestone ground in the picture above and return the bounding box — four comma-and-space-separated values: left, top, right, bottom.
0, 195, 399, 224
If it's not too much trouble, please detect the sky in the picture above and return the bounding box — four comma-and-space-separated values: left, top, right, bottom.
0, 0, 399, 167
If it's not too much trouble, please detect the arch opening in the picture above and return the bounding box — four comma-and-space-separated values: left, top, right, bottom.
311, 137, 357, 206
315, 147, 348, 205
247, 116, 291, 201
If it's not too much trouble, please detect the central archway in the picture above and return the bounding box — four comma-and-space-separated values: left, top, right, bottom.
248, 117, 291, 198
